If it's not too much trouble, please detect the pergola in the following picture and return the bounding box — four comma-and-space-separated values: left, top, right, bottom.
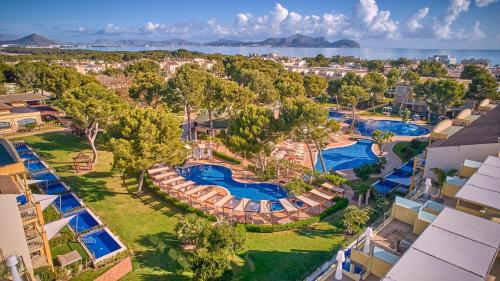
73, 152, 92, 174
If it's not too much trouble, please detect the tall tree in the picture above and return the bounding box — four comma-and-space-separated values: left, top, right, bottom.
367, 59, 385, 73
364, 72, 387, 111
371, 130, 395, 156
402, 70, 421, 86
109, 107, 186, 193
124, 59, 160, 76
416, 61, 447, 78
274, 71, 306, 100
240, 69, 278, 104
60, 83, 123, 163
311, 119, 341, 174
165, 63, 207, 141
338, 85, 369, 132
468, 72, 499, 101
386, 68, 400, 89
414, 79, 465, 116
128, 72, 166, 107
304, 74, 328, 100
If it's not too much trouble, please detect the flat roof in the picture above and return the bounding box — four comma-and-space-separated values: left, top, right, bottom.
0, 139, 19, 166
429, 106, 500, 148
455, 156, 500, 210
0, 92, 50, 103
383, 208, 500, 281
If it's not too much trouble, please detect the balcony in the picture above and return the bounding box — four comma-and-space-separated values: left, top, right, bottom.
26, 236, 43, 253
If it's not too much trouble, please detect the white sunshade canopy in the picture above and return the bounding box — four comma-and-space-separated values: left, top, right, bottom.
32, 194, 58, 211
45, 215, 75, 240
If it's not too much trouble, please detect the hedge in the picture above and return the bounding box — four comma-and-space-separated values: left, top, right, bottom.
241, 197, 349, 233
213, 151, 242, 165
144, 176, 217, 222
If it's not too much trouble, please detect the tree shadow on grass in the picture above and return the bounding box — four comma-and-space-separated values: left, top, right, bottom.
62, 173, 127, 203
133, 231, 191, 281
135, 192, 182, 218
234, 249, 336, 281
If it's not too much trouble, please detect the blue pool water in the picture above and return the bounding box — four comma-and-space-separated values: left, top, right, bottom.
328, 111, 345, 120
15, 144, 31, 154
373, 160, 415, 195
21, 153, 39, 162
349, 119, 430, 136
316, 140, 378, 172
179, 164, 288, 204
32, 171, 58, 183
67, 209, 100, 233
82, 229, 122, 259
43, 182, 67, 195
54, 193, 82, 214
24, 161, 47, 172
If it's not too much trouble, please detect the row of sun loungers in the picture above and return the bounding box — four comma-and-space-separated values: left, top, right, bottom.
147, 165, 345, 224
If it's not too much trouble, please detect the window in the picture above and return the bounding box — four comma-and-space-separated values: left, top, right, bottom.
0, 121, 11, 129
17, 118, 37, 126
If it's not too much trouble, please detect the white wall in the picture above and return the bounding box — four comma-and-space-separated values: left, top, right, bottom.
423, 143, 500, 179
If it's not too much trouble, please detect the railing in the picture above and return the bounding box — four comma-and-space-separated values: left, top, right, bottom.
26, 236, 43, 252
19, 206, 38, 222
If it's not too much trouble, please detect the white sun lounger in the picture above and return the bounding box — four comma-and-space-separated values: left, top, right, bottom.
148, 166, 171, 175
259, 200, 271, 214
296, 195, 321, 207
310, 189, 334, 200
321, 183, 345, 195
278, 198, 298, 212
159, 176, 184, 186
197, 190, 219, 202
152, 171, 177, 181
214, 194, 234, 208
171, 181, 195, 191
234, 198, 250, 212
185, 185, 209, 195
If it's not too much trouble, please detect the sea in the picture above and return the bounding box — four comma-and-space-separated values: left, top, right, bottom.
78, 45, 500, 65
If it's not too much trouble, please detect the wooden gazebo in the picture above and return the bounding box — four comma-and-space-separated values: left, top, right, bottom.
73, 152, 92, 173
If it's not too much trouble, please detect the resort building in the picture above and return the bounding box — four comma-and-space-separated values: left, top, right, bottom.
428, 54, 457, 65
389, 83, 428, 113
0, 92, 62, 134
0, 138, 53, 280
424, 105, 500, 179
316, 197, 500, 281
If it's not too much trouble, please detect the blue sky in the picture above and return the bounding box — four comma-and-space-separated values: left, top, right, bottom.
1, 0, 499, 49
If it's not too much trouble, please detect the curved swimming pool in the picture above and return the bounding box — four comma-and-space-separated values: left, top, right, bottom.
315, 139, 378, 172
178, 164, 288, 204
349, 119, 430, 136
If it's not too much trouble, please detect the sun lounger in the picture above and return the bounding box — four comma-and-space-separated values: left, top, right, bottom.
159, 176, 184, 186
310, 189, 334, 200
296, 195, 321, 207
197, 190, 219, 202
214, 194, 234, 208
234, 198, 250, 212
278, 198, 298, 212
171, 181, 195, 191
245, 202, 260, 212
259, 200, 271, 214
152, 171, 177, 181
185, 185, 209, 195
321, 183, 345, 195
148, 166, 170, 175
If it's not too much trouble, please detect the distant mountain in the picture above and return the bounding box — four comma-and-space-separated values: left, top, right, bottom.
0, 34, 20, 41
206, 39, 245, 46
0, 33, 58, 46
88, 38, 198, 47
207, 34, 360, 48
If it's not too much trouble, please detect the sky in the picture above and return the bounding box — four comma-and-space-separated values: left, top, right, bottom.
1, 0, 499, 49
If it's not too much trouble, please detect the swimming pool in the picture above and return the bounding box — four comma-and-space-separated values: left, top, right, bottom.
67, 209, 101, 233
32, 171, 59, 183
43, 182, 68, 195
179, 164, 288, 204
15, 143, 31, 154
349, 119, 430, 136
328, 110, 345, 120
81, 229, 122, 259
54, 193, 82, 214
21, 153, 39, 162
373, 160, 415, 195
24, 160, 48, 173
315, 139, 378, 172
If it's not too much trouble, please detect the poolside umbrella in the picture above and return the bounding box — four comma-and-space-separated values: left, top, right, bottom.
424, 178, 432, 194
335, 250, 345, 280
45, 215, 75, 240
363, 227, 373, 254
32, 193, 58, 211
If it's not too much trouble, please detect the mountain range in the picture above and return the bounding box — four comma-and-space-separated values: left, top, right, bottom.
0, 33, 360, 48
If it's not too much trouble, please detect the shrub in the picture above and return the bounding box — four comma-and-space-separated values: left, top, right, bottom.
247, 164, 277, 181
242, 197, 349, 233
34, 266, 66, 281
213, 151, 241, 165
49, 228, 75, 247
409, 139, 422, 148
342, 206, 370, 234
283, 178, 314, 196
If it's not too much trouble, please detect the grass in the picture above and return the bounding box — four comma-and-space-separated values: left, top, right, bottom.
18, 132, 347, 281
50, 226, 90, 264
393, 141, 428, 162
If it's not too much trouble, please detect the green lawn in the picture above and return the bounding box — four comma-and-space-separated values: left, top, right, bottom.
393, 141, 428, 162
19, 132, 347, 281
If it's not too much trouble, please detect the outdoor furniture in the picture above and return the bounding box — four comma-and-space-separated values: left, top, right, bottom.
214, 194, 234, 208
57, 250, 81, 267
159, 176, 185, 187
310, 189, 334, 201
73, 153, 92, 174
148, 166, 170, 175
321, 183, 345, 196
152, 171, 176, 181
197, 190, 219, 202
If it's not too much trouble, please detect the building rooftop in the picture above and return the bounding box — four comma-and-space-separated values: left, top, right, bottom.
429, 105, 500, 148
455, 156, 500, 210
382, 208, 500, 281
0, 139, 18, 166
0, 175, 21, 194
0, 92, 50, 103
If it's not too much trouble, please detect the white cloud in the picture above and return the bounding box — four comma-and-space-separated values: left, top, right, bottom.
470, 21, 486, 40
144, 22, 161, 33
406, 7, 429, 32
432, 0, 470, 39
475, 0, 498, 7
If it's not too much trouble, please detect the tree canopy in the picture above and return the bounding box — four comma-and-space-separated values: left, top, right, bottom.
416, 61, 447, 78
414, 78, 465, 115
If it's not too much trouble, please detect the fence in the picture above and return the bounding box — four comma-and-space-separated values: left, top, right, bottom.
94, 257, 132, 281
